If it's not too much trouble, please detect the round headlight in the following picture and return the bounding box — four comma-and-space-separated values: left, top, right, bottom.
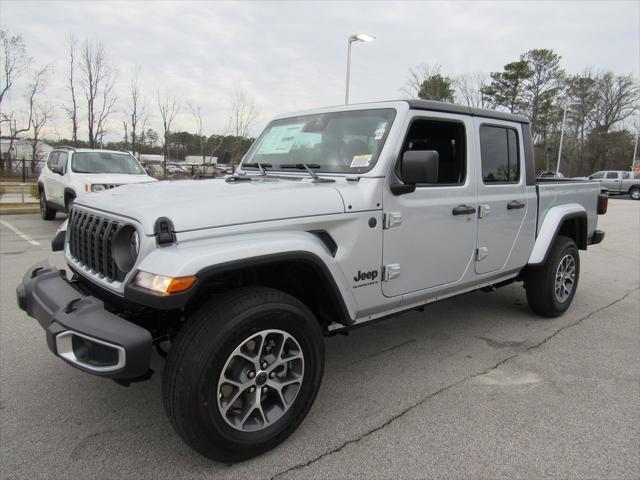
91, 184, 106, 192
113, 225, 139, 273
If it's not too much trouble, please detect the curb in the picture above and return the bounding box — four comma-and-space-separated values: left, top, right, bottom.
0, 206, 40, 215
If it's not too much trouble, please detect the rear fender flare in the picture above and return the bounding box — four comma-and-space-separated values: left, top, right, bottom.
528, 203, 587, 265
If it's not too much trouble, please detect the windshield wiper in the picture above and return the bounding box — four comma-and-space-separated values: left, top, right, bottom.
243, 162, 272, 176
280, 163, 334, 183
280, 163, 321, 169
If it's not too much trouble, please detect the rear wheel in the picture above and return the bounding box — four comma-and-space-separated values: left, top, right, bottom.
163, 287, 324, 462
525, 235, 580, 318
39, 190, 56, 220
629, 187, 640, 200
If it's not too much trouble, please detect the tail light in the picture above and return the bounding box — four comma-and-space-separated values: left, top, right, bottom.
597, 194, 608, 215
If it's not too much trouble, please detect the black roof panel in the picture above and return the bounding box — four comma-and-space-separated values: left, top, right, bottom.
404, 99, 530, 124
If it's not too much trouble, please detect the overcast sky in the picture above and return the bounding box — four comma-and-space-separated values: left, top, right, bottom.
2, 0, 639, 141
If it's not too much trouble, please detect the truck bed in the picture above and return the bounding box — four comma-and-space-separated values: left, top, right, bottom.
536, 180, 600, 240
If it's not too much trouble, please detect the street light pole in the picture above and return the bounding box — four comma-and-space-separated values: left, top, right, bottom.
556, 101, 579, 174
345, 39, 352, 105
344, 33, 375, 105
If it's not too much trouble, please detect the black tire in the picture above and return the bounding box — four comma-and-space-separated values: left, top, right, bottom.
629, 187, 640, 200
525, 235, 580, 318
39, 190, 56, 220
163, 287, 324, 462
65, 194, 75, 213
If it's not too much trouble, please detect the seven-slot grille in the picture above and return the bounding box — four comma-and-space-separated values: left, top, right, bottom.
68, 208, 123, 282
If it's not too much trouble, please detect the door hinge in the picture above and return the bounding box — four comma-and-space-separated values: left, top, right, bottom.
383, 264, 401, 281
383, 212, 402, 229
476, 247, 488, 261
478, 204, 491, 219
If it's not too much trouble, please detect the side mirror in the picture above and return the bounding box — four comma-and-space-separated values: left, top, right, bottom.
51, 165, 63, 175
402, 150, 439, 184
391, 150, 439, 196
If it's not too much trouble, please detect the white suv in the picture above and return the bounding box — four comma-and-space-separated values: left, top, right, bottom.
38, 147, 156, 220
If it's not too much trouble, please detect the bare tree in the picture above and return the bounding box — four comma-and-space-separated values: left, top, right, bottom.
228, 88, 258, 138
401, 63, 443, 98
188, 102, 205, 163
227, 88, 259, 170
156, 90, 179, 176
454, 72, 489, 108
30, 102, 54, 175
0, 29, 31, 107
79, 39, 117, 148
126, 65, 147, 156
62, 34, 79, 145
1, 29, 32, 171
2, 66, 48, 175
589, 72, 639, 133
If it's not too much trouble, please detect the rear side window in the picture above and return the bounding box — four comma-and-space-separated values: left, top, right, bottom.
606, 172, 618, 179
480, 125, 520, 183
621, 172, 630, 179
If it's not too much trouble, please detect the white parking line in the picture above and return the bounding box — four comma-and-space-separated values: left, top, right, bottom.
0, 220, 41, 246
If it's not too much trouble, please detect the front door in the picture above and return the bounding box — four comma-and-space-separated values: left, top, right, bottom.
382, 112, 477, 297
474, 120, 528, 275
48, 151, 69, 205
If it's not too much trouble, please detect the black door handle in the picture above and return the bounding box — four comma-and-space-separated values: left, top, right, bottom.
507, 200, 525, 210
452, 205, 476, 216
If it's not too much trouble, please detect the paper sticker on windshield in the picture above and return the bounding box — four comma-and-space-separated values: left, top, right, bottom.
256, 124, 305, 155
351, 154, 372, 168
374, 128, 385, 140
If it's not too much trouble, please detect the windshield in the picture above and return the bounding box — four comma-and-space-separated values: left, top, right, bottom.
243, 108, 396, 173
72, 152, 146, 174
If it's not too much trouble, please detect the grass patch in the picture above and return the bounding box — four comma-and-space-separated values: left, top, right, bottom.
30, 185, 39, 199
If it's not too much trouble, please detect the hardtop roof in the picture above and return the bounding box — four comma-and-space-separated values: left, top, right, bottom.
405, 99, 530, 124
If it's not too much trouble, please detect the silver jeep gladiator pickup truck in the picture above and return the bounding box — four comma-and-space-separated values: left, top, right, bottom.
17, 100, 607, 462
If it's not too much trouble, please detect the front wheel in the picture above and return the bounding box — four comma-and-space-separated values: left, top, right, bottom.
525, 235, 580, 318
39, 190, 56, 220
162, 287, 325, 462
629, 187, 640, 200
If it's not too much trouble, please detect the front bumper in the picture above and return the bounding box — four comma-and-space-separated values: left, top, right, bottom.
16, 261, 152, 380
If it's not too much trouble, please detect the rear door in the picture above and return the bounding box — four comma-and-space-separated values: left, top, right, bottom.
474, 120, 528, 275
602, 171, 621, 192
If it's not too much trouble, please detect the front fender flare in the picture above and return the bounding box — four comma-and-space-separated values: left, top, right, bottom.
528, 203, 586, 265
133, 231, 357, 322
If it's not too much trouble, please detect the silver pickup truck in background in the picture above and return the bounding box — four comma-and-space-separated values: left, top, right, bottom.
588, 170, 640, 199
17, 100, 607, 462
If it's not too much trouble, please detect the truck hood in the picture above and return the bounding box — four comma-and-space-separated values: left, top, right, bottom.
79, 173, 157, 185
75, 177, 346, 235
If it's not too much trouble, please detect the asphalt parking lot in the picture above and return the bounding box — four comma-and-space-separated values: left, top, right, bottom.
1, 200, 638, 479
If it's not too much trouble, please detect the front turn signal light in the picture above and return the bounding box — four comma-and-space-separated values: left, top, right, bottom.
134, 271, 197, 295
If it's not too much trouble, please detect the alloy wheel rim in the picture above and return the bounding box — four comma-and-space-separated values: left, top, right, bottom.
554, 253, 576, 303
217, 329, 305, 432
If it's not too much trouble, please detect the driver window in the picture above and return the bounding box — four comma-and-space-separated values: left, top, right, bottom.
397, 119, 466, 186
47, 152, 59, 169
